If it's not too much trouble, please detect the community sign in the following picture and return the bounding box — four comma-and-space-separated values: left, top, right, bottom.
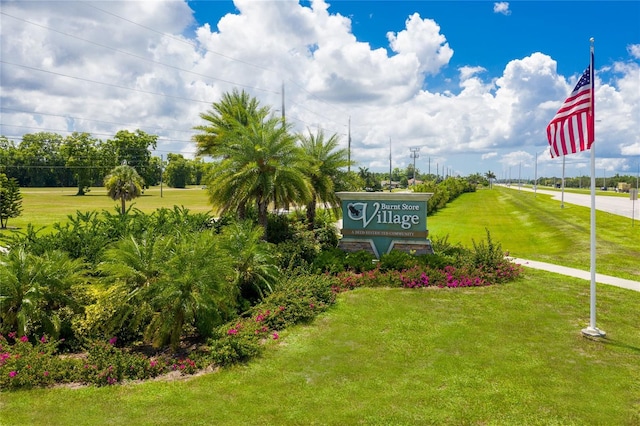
336, 192, 433, 258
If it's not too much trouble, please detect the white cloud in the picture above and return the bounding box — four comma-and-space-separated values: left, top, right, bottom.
0, 0, 638, 177
482, 152, 498, 160
628, 44, 640, 59
493, 2, 511, 15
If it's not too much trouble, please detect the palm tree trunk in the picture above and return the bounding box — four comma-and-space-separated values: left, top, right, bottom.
306, 199, 316, 230
257, 199, 268, 238
121, 198, 126, 215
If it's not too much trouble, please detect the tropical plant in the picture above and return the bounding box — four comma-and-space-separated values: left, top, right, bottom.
0, 248, 86, 339
205, 115, 311, 234
104, 165, 145, 215
144, 232, 236, 349
0, 173, 23, 228
485, 170, 496, 189
220, 221, 280, 304
298, 129, 351, 228
193, 88, 270, 158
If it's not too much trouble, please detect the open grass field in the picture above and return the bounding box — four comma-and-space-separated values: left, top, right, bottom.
0, 186, 212, 233
1, 271, 639, 425
1, 186, 638, 425
429, 187, 640, 282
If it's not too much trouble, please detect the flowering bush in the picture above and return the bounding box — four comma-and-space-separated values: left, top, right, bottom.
335, 257, 522, 291
0, 333, 58, 389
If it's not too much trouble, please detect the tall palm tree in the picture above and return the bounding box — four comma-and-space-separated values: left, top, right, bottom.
485, 170, 496, 189
104, 165, 145, 214
299, 129, 351, 228
193, 88, 270, 158
206, 115, 311, 234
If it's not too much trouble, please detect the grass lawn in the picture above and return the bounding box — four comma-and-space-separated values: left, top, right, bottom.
429, 187, 640, 281
0, 186, 212, 234
1, 270, 639, 425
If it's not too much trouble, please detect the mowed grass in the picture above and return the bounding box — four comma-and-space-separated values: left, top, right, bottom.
2, 271, 639, 425
0, 186, 212, 234
429, 187, 640, 281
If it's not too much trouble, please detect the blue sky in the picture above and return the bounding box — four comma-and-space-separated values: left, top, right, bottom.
1, 1, 639, 179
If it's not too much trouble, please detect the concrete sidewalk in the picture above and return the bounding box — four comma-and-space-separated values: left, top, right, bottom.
510, 258, 640, 292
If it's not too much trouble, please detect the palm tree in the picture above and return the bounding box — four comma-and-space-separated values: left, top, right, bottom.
0, 248, 86, 339
104, 165, 145, 214
97, 232, 236, 350
206, 114, 311, 234
145, 232, 236, 349
193, 88, 270, 158
220, 221, 280, 303
485, 170, 496, 189
94, 234, 168, 339
298, 129, 351, 228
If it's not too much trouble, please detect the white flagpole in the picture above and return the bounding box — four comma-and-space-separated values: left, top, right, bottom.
582, 38, 605, 337
561, 155, 565, 208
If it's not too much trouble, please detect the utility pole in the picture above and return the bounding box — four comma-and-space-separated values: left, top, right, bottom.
388, 138, 392, 192
409, 147, 420, 186
281, 81, 285, 127
160, 154, 164, 198
348, 116, 351, 173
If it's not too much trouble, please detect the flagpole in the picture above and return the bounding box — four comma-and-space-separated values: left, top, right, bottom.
582, 37, 605, 338
561, 155, 565, 208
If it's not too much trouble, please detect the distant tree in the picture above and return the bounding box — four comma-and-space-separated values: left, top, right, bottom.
16, 132, 67, 187
0, 173, 23, 229
61, 132, 101, 195
104, 130, 158, 188
485, 170, 496, 189
104, 165, 144, 215
163, 153, 193, 188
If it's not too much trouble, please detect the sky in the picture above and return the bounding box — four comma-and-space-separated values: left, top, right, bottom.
1, 0, 639, 180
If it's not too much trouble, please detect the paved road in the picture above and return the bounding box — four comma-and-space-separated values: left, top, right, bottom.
501, 185, 640, 220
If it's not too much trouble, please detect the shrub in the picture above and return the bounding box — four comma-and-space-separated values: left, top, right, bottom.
0, 334, 58, 390
471, 228, 505, 270
379, 250, 419, 272
344, 250, 376, 273
311, 247, 346, 274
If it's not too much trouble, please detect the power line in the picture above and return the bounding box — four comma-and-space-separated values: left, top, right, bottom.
0, 10, 279, 95
1, 60, 215, 105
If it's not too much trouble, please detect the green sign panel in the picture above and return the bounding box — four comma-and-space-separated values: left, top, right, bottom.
337, 192, 433, 258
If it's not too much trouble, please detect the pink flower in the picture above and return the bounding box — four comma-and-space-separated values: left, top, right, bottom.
227, 328, 238, 335
272, 332, 279, 340
9, 371, 17, 378
40, 335, 47, 343
43, 371, 49, 377
108, 337, 117, 345
20, 335, 28, 343
8, 332, 16, 339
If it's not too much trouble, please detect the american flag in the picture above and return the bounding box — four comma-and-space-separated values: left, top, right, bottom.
546, 61, 594, 158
